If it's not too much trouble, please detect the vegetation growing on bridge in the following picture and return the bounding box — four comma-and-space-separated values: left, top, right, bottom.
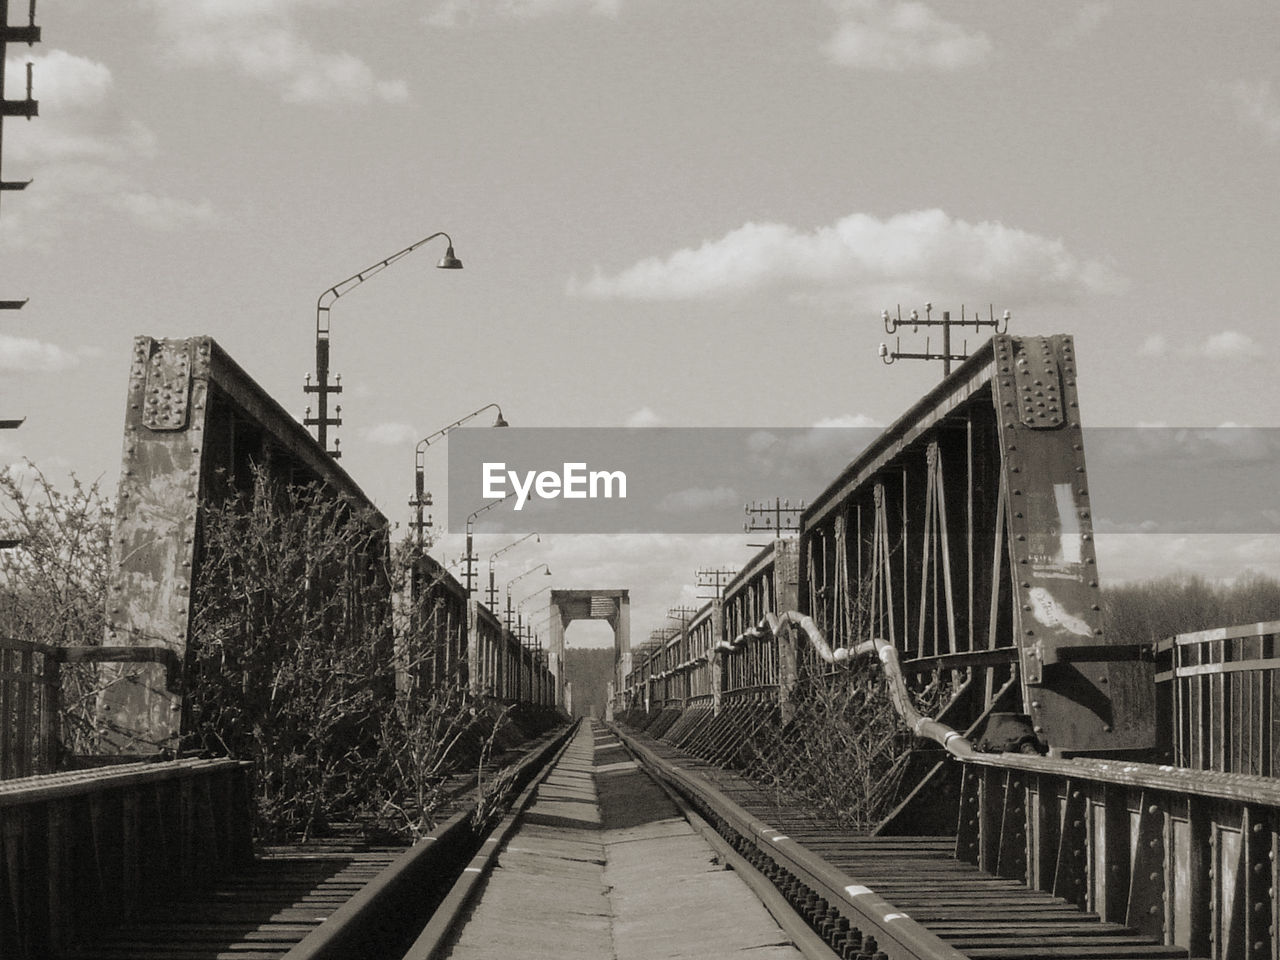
0, 463, 112, 756
187, 470, 550, 840
0, 464, 557, 840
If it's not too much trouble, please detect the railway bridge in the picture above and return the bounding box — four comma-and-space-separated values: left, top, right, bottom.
1, 331, 1275, 960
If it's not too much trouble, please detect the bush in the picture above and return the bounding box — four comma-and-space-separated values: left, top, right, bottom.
0, 462, 112, 753
188, 470, 521, 840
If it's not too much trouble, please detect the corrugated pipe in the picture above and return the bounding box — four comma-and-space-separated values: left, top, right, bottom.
716, 612, 974, 760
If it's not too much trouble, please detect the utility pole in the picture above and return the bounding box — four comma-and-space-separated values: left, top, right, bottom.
696, 567, 737, 601
0, 1, 40, 549
744, 498, 803, 535
879, 303, 1009, 377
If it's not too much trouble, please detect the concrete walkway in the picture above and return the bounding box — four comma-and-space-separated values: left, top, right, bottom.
444, 722, 803, 960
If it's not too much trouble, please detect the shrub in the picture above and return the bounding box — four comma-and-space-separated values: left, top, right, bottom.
0, 462, 112, 753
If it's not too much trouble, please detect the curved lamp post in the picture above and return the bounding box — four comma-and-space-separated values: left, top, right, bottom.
305, 231, 462, 457
410, 402, 507, 547
487, 531, 539, 609
517, 584, 552, 643
505, 562, 551, 630
463, 496, 510, 596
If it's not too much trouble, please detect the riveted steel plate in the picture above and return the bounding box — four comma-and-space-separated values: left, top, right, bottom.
141, 340, 192, 430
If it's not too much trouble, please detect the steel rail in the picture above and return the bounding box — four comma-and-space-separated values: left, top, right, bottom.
281, 722, 576, 960
399, 718, 584, 960
616, 726, 966, 960
617, 734, 844, 960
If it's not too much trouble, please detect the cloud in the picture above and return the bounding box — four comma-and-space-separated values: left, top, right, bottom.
1137, 334, 1167, 357
364, 421, 419, 445
1202, 330, 1257, 359
1048, 2, 1111, 49
625, 406, 661, 428
107, 193, 218, 230
1096, 534, 1280, 584
813, 413, 882, 429
0, 334, 80, 373
15, 48, 111, 108
145, 0, 408, 104
823, 0, 991, 71
3, 52, 155, 164
0, 161, 215, 249
657, 486, 739, 513
1, 51, 211, 245
1222, 79, 1280, 145
1135, 330, 1261, 363
569, 208, 1125, 306
425, 0, 622, 28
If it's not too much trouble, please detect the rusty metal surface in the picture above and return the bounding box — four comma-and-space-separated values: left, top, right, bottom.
990, 336, 1152, 752
622, 334, 1155, 760
799, 334, 1153, 756
97, 336, 388, 756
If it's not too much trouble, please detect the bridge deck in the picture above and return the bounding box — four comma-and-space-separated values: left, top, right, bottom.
61, 838, 404, 960
442, 721, 804, 960
626, 731, 1193, 960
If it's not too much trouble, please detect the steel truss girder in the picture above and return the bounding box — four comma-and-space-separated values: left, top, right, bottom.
801, 334, 1154, 755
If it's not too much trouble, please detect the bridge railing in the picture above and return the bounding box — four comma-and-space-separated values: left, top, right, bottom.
1, 640, 183, 780
0, 757, 252, 960
958, 749, 1280, 959
1156, 619, 1280, 776
0, 638, 59, 779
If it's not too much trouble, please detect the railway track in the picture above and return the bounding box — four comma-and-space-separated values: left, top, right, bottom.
55, 726, 574, 960
56, 719, 1200, 960
407, 719, 819, 960
615, 726, 1193, 960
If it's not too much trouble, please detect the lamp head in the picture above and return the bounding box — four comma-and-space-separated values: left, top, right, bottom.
493, 409, 509, 428
436, 245, 463, 269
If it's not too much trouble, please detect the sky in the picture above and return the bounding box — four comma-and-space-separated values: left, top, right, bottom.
2, 0, 1278, 649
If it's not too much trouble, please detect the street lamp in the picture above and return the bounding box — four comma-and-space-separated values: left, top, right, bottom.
517, 584, 552, 644
487, 532, 539, 609
304, 231, 463, 457
505, 562, 551, 630
463, 496, 510, 596
518, 583, 552, 617
410, 403, 508, 548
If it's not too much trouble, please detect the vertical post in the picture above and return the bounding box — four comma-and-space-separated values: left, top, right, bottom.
315, 337, 329, 450
711, 599, 723, 716
942, 310, 951, 376
40, 650, 59, 773
464, 529, 474, 596
466, 599, 480, 696
614, 593, 630, 715
549, 597, 566, 707
773, 539, 800, 723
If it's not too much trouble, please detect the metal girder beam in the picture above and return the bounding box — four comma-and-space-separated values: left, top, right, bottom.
95, 336, 386, 756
